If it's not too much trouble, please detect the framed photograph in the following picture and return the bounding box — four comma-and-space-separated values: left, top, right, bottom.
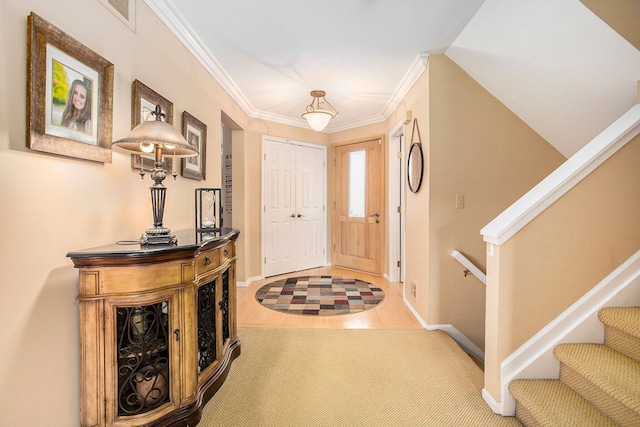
181, 111, 207, 181
27, 12, 114, 163
131, 79, 173, 171
98, 0, 136, 32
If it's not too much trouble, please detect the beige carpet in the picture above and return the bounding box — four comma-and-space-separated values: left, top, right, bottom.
200, 327, 522, 426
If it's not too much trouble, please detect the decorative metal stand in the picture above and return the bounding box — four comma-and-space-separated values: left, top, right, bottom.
195, 188, 223, 234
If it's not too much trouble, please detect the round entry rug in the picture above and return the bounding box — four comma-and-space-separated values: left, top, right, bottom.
255, 275, 385, 316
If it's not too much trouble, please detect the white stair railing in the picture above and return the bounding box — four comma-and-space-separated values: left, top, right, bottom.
451, 250, 487, 285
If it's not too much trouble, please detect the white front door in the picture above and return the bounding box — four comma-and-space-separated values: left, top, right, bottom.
263, 137, 326, 277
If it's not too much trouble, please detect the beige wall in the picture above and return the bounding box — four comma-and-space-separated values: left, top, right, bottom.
390, 65, 432, 318
421, 55, 564, 348
484, 133, 640, 399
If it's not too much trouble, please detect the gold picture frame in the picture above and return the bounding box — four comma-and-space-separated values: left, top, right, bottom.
131, 79, 173, 171
181, 111, 207, 181
27, 12, 114, 163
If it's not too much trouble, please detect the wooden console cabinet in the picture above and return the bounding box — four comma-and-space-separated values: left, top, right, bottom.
68, 229, 241, 427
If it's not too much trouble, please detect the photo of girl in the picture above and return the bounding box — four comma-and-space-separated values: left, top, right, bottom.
60, 79, 92, 134
49, 58, 94, 137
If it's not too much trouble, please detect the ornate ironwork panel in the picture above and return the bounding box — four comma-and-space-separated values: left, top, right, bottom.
197, 279, 217, 373
116, 302, 170, 416
221, 269, 230, 343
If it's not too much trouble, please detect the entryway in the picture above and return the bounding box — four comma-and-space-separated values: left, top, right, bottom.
332, 137, 385, 275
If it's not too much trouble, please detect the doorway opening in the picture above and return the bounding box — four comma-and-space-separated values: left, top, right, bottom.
261, 135, 327, 277
388, 121, 407, 283
221, 112, 241, 228
332, 137, 385, 276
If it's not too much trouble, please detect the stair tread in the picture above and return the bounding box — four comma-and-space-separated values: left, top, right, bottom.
599, 307, 640, 338
510, 379, 617, 426
554, 343, 640, 412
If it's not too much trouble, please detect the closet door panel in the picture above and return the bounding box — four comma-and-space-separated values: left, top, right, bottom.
263, 140, 298, 276
262, 138, 326, 277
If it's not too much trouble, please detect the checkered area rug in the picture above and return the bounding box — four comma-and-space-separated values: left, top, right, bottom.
255, 276, 385, 316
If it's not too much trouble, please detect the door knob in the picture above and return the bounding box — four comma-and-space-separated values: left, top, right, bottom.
297, 214, 305, 218
369, 212, 380, 217
290, 214, 296, 218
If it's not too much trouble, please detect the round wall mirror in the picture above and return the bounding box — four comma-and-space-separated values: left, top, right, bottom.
407, 142, 424, 193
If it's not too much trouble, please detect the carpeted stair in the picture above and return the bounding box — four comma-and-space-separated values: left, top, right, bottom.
509, 307, 640, 426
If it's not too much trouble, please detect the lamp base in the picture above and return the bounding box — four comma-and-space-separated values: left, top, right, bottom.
140, 226, 178, 246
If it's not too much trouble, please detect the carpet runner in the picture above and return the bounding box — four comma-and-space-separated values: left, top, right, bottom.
510, 306, 640, 426
255, 275, 384, 316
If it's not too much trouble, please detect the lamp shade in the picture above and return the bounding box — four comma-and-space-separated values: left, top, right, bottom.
112, 120, 198, 157
302, 111, 334, 131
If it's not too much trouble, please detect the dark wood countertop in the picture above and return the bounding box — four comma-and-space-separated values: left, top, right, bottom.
67, 228, 241, 267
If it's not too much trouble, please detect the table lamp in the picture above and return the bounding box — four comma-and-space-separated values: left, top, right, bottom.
113, 105, 198, 245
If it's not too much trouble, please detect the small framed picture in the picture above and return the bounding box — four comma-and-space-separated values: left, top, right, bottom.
181, 111, 207, 181
27, 12, 114, 163
131, 80, 173, 171
98, 0, 136, 32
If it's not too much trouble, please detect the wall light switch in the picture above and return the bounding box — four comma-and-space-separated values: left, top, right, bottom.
456, 194, 465, 209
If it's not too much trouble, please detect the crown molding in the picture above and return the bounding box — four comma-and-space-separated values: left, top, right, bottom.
144, 0, 254, 113
382, 53, 429, 119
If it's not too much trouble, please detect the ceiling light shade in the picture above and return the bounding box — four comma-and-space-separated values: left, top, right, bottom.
112, 105, 198, 246
302, 90, 338, 131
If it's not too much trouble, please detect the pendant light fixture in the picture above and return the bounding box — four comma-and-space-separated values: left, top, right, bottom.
301, 90, 338, 131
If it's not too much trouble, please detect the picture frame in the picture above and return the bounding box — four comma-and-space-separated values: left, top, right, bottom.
27, 12, 114, 163
131, 79, 174, 171
98, 0, 136, 32
181, 111, 207, 181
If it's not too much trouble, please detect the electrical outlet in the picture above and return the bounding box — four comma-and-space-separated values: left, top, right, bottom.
411, 281, 417, 298
456, 194, 465, 209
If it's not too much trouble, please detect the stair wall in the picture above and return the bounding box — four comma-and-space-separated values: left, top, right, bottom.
492, 251, 640, 416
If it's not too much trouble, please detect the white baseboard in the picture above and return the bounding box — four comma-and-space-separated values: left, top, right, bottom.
427, 324, 485, 365
402, 296, 486, 364
402, 296, 429, 329
238, 275, 263, 288
482, 388, 514, 416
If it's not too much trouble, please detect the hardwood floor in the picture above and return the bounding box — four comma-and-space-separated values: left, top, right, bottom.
237, 266, 423, 329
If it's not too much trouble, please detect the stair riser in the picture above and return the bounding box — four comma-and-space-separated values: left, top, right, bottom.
560, 365, 639, 427
605, 326, 640, 363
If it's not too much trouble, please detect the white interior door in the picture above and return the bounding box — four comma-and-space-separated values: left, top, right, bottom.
263, 140, 297, 275
295, 144, 326, 270
263, 136, 326, 277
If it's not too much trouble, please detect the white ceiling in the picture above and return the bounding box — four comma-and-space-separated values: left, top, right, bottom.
146, 0, 640, 157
